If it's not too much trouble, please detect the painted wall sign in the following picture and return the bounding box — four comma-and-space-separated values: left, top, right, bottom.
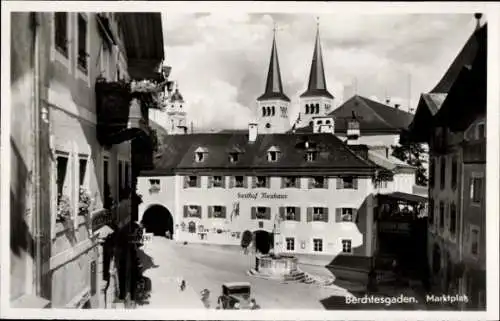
379, 222, 411, 234
237, 192, 288, 200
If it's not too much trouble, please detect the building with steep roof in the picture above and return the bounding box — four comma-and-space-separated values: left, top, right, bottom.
405, 15, 486, 309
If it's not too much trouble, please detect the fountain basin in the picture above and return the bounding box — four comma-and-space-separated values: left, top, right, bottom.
255, 254, 298, 277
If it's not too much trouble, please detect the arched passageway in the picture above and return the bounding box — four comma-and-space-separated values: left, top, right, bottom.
141, 205, 174, 237
253, 230, 273, 254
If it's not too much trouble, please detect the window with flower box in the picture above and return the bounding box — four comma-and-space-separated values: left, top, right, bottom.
253, 176, 269, 188
286, 238, 295, 251
307, 207, 328, 222
337, 176, 358, 189
280, 206, 301, 222
230, 176, 246, 188
251, 207, 271, 220
184, 175, 200, 188
54, 12, 68, 57
77, 13, 88, 73
208, 205, 226, 219
335, 208, 356, 222
282, 176, 300, 188
309, 176, 327, 189
184, 205, 202, 218
209, 175, 225, 188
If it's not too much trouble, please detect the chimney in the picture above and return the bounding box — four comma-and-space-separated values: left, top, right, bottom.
394, 103, 400, 110
385, 98, 391, 105
474, 13, 483, 30
312, 117, 335, 134
248, 123, 258, 142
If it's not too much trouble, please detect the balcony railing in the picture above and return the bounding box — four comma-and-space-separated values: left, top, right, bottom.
463, 140, 486, 163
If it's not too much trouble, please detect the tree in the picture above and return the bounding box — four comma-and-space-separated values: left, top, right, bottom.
241, 230, 253, 249
392, 141, 428, 186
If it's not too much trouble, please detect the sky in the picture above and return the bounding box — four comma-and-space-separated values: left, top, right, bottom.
162, 13, 479, 132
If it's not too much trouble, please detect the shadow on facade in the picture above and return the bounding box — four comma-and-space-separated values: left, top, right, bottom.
10, 139, 35, 258
253, 230, 273, 254
141, 205, 173, 237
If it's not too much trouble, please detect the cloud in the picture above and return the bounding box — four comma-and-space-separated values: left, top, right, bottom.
163, 13, 478, 131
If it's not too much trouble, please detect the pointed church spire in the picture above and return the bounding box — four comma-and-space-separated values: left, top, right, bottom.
258, 24, 290, 102
301, 18, 334, 99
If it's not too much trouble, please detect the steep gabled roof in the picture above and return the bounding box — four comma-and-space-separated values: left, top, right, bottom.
331, 95, 413, 134
142, 133, 384, 176
430, 27, 480, 94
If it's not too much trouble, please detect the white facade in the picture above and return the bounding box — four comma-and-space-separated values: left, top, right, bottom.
138, 174, 380, 256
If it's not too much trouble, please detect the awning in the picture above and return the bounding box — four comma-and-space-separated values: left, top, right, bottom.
378, 192, 427, 203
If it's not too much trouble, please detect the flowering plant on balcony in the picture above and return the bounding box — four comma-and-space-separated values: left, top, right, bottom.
78, 186, 93, 217
57, 194, 72, 222
130, 79, 167, 94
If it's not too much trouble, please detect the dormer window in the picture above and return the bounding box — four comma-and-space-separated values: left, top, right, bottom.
267, 146, 281, 162
317, 120, 323, 125
306, 151, 318, 162
194, 147, 208, 163
229, 152, 239, 163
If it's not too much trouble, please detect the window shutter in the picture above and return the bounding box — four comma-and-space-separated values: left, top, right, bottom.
296, 207, 301, 222
281, 177, 285, 189
243, 176, 248, 188
323, 177, 328, 189
336, 178, 342, 189
353, 208, 358, 223
308, 178, 313, 189
222, 176, 226, 189
196, 176, 201, 188
335, 208, 342, 222
208, 206, 213, 218
183, 205, 188, 218
198, 205, 202, 218
266, 207, 271, 220
184, 176, 188, 188
252, 176, 257, 188
229, 176, 234, 188
353, 178, 359, 189
279, 207, 285, 220
266, 177, 270, 188
324, 207, 329, 222
208, 176, 213, 188
251, 207, 256, 220
222, 206, 227, 219
307, 208, 312, 222
296, 178, 301, 189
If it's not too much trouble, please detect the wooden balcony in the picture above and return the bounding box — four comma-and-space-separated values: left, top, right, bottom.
95, 78, 153, 145
463, 140, 486, 163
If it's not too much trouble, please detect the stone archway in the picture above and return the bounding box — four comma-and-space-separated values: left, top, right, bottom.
253, 230, 274, 254
141, 205, 174, 237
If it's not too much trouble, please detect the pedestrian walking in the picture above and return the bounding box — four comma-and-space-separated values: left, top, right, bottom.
179, 279, 186, 291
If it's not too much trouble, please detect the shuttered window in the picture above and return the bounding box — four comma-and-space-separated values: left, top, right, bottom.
336, 177, 358, 189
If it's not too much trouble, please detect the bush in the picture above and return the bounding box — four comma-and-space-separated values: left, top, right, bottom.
241, 230, 253, 248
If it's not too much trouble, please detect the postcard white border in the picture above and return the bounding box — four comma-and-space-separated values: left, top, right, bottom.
1, 1, 499, 320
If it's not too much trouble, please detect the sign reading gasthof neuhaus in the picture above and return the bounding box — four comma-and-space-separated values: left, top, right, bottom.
237, 192, 288, 200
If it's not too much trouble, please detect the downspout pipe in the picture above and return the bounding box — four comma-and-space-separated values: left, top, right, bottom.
30, 11, 42, 297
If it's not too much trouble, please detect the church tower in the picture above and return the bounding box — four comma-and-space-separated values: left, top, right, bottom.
299, 21, 334, 128
256, 27, 291, 134
166, 82, 188, 135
